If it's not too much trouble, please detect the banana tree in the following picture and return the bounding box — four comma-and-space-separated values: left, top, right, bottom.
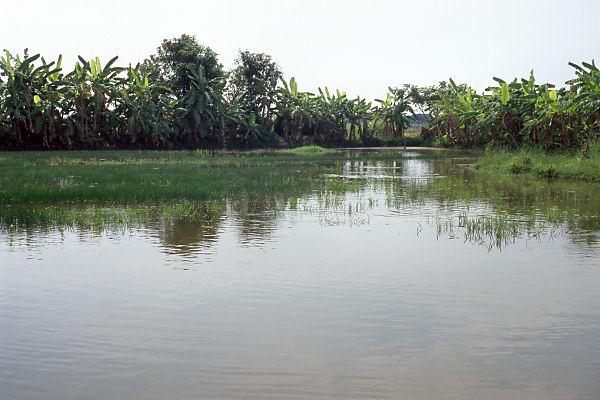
31, 55, 72, 148
64, 56, 125, 147
346, 97, 371, 144
117, 65, 175, 147
178, 65, 225, 147
374, 87, 414, 145
429, 80, 483, 146
0, 51, 63, 148
568, 61, 600, 142
275, 77, 317, 144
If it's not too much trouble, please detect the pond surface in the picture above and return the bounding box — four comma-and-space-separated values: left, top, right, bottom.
2, 150, 600, 400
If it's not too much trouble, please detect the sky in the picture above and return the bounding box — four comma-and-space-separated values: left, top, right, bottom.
1, 0, 598, 99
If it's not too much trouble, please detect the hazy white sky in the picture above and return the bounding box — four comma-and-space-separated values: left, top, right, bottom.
1, 0, 598, 98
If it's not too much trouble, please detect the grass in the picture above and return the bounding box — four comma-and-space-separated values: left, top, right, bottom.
473, 144, 600, 182
282, 145, 334, 154
0, 200, 225, 231
0, 148, 415, 229
0, 148, 459, 205
0, 149, 356, 205
432, 212, 563, 251
394, 169, 600, 249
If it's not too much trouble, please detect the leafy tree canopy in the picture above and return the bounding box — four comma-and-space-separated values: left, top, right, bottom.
228, 51, 281, 119
142, 34, 224, 95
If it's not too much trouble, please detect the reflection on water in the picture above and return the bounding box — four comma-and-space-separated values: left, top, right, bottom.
154, 219, 221, 257
2, 150, 600, 400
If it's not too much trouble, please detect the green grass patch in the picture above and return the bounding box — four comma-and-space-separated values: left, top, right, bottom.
282, 145, 333, 154
0, 200, 225, 231
473, 145, 600, 182
0, 149, 457, 205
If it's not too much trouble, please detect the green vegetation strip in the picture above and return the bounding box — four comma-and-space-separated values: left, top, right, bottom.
473, 145, 600, 182
1, 148, 434, 205
4, 34, 597, 153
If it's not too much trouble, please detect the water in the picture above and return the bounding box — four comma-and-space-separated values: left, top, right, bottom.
2, 150, 600, 399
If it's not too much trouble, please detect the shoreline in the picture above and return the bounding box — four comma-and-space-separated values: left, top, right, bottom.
473, 147, 600, 182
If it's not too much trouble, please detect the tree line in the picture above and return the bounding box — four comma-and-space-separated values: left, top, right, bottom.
429, 64, 600, 149
0, 34, 598, 150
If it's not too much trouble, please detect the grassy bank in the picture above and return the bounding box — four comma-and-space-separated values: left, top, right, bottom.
473, 146, 600, 182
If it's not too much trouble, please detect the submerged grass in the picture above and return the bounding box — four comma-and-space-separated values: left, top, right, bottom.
0, 149, 397, 230
0, 200, 226, 231
473, 145, 600, 182
449, 213, 561, 250
0, 148, 454, 205
390, 169, 600, 249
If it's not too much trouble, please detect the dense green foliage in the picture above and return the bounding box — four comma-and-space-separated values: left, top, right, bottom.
0, 36, 420, 150
0, 35, 598, 150
428, 63, 600, 149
